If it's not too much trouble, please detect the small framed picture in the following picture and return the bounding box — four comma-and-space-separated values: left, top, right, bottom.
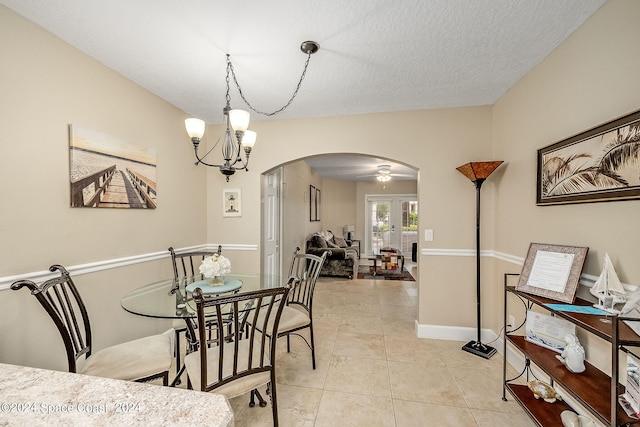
309, 185, 316, 221
315, 188, 321, 221
223, 189, 241, 217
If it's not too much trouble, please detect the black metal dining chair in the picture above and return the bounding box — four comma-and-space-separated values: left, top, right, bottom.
183, 281, 292, 426
11, 264, 173, 384
168, 245, 222, 372
247, 248, 327, 408
279, 247, 328, 369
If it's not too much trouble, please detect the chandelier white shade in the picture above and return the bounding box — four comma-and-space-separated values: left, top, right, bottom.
185, 118, 205, 140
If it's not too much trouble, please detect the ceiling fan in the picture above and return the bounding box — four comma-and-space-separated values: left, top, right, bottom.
376, 165, 392, 182
351, 164, 416, 182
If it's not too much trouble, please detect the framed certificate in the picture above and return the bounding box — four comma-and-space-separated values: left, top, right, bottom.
516, 243, 588, 303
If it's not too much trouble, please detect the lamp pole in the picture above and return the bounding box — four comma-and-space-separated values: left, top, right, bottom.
456, 161, 503, 359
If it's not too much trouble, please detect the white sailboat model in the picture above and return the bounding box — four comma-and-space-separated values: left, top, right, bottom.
591, 253, 627, 313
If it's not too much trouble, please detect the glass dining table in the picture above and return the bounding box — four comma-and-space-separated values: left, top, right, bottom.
120, 273, 284, 386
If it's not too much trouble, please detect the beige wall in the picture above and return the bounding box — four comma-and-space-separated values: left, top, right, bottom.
281, 160, 324, 263
0, 6, 205, 368
490, 0, 640, 335
320, 178, 358, 239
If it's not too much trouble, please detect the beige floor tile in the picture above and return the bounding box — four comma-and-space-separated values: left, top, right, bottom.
450, 366, 524, 413
314, 390, 396, 427
276, 350, 330, 389
382, 317, 418, 338
342, 280, 378, 293
388, 360, 467, 407
341, 301, 381, 317
229, 384, 323, 427
384, 335, 445, 366
471, 408, 536, 427
324, 355, 391, 397
313, 312, 343, 332
378, 293, 417, 308
342, 292, 379, 305
313, 294, 346, 315
276, 326, 337, 356
338, 314, 384, 335
393, 399, 477, 427
379, 303, 417, 321
333, 331, 387, 359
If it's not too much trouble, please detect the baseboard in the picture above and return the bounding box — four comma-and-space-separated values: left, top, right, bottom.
415, 321, 500, 344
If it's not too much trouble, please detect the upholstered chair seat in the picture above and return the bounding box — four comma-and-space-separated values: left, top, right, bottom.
184, 336, 270, 397
79, 331, 173, 381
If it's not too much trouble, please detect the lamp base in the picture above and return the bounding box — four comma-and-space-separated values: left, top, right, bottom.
461, 340, 497, 359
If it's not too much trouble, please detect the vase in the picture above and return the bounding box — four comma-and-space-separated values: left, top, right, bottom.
207, 276, 224, 286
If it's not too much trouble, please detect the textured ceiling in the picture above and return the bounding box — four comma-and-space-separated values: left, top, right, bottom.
1, 0, 606, 180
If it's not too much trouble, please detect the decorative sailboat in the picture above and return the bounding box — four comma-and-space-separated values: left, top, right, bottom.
591, 253, 627, 313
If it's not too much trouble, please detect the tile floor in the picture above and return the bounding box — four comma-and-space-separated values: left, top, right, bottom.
179, 274, 535, 426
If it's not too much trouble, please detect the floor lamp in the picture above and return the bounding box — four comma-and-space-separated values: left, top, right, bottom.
456, 161, 504, 359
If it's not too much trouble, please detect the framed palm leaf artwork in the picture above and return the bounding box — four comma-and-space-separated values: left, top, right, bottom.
537, 109, 640, 205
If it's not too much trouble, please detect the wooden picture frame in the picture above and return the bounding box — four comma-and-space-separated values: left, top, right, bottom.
69, 125, 157, 209
223, 189, 241, 217
516, 243, 588, 303
309, 185, 316, 221
537, 109, 640, 205
315, 188, 321, 221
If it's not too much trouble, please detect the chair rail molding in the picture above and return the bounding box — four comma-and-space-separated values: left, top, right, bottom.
416, 247, 637, 341
0, 243, 258, 290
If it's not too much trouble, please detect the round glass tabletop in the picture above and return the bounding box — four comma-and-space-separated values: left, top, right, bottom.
120, 273, 283, 319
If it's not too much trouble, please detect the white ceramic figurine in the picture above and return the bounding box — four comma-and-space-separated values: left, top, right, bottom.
556, 333, 586, 373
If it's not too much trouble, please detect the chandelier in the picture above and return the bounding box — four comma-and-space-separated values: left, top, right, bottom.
376, 165, 392, 182
185, 41, 320, 182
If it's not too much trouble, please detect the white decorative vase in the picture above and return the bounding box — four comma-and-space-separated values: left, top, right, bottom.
207, 276, 224, 285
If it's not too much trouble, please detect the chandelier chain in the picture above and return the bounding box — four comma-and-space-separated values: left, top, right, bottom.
226, 53, 312, 116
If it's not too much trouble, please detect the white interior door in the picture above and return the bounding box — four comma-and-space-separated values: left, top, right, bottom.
262, 169, 281, 277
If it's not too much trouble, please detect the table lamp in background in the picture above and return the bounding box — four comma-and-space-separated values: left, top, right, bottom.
343, 224, 355, 240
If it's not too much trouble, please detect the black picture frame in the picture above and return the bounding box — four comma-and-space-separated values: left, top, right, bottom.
309, 185, 316, 221
537, 109, 640, 206
315, 189, 321, 221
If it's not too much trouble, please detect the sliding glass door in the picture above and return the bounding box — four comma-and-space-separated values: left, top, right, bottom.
365, 195, 417, 257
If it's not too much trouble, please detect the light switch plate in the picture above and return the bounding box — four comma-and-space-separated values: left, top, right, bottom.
424, 229, 434, 241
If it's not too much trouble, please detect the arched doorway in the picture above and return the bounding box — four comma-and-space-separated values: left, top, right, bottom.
262, 153, 418, 278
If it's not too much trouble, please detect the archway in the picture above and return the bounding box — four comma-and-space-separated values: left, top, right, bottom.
261, 153, 419, 280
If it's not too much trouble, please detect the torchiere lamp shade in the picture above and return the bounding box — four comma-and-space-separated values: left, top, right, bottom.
456, 161, 504, 182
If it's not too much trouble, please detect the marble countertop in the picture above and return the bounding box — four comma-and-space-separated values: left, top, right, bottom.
0, 363, 233, 426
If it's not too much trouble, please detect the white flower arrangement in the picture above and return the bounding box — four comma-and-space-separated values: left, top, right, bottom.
199, 254, 231, 279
